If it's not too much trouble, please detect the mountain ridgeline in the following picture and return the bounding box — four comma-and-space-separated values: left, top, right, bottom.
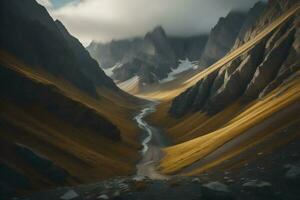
169, 0, 300, 117
0, 0, 119, 97
87, 2, 267, 86
87, 27, 208, 84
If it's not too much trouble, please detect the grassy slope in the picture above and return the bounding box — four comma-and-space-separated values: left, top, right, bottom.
144, 3, 300, 137
0, 51, 143, 190
138, 5, 300, 175
135, 4, 300, 102
159, 73, 300, 174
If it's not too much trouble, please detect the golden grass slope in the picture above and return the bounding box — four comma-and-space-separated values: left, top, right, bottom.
0, 51, 144, 190
0, 51, 142, 145
159, 72, 300, 174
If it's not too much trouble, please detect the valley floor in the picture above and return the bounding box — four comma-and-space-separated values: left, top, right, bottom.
19, 129, 300, 200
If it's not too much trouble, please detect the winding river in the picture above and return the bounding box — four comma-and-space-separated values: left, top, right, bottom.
134, 102, 170, 179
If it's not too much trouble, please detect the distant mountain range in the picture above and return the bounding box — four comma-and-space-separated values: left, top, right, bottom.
87, 27, 208, 85
87, 2, 266, 87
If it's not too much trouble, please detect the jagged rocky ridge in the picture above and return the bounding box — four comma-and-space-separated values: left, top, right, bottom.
87, 27, 209, 85
199, 2, 267, 68
87, 3, 267, 86
169, 0, 300, 117
198, 11, 247, 68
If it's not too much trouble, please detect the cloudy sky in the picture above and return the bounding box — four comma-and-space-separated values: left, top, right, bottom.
37, 0, 264, 46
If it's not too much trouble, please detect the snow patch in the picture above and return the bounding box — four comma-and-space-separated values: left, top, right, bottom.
160, 58, 198, 83
102, 62, 123, 77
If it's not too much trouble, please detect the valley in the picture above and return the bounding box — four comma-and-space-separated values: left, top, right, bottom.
1, 0, 300, 199
134, 102, 170, 180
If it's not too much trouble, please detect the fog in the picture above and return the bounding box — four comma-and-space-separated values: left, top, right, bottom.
38, 0, 265, 46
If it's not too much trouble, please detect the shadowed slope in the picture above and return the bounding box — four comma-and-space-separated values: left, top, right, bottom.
0, 50, 142, 192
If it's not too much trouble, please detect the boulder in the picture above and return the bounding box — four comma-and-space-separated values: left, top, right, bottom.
169, 83, 199, 117
60, 189, 79, 200
285, 163, 300, 184
202, 181, 234, 200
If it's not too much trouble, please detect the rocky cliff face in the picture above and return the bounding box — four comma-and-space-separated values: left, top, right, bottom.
168, 35, 208, 62
87, 38, 145, 69
0, 0, 117, 97
169, 0, 299, 117
55, 20, 118, 90
87, 27, 209, 85
198, 11, 247, 68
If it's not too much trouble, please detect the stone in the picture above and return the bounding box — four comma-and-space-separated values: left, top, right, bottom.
202, 182, 234, 200
285, 165, 300, 180
203, 182, 230, 193
60, 190, 79, 200
97, 194, 109, 200
242, 180, 272, 188
192, 177, 201, 183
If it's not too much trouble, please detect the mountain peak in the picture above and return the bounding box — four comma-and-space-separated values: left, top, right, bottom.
147, 26, 167, 38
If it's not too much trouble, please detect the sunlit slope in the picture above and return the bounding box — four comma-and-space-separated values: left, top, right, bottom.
137, 4, 300, 101
159, 72, 300, 174
0, 51, 142, 190
0, 52, 142, 144
117, 76, 141, 95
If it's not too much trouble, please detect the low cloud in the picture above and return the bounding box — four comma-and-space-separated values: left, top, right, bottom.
37, 0, 52, 8
45, 0, 264, 46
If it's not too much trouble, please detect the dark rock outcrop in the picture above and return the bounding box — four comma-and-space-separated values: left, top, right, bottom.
168, 35, 208, 62
234, 2, 267, 47
55, 20, 118, 90
243, 27, 295, 101
198, 11, 247, 68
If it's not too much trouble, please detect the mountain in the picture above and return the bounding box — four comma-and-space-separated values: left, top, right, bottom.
0, 0, 119, 97
87, 3, 266, 90
198, 11, 247, 67
139, 0, 300, 183
169, 0, 297, 117
168, 35, 208, 62
198, 2, 267, 69
55, 20, 118, 90
3, 0, 300, 199
87, 38, 145, 69
0, 0, 144, 196
87, 27, 208, 85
